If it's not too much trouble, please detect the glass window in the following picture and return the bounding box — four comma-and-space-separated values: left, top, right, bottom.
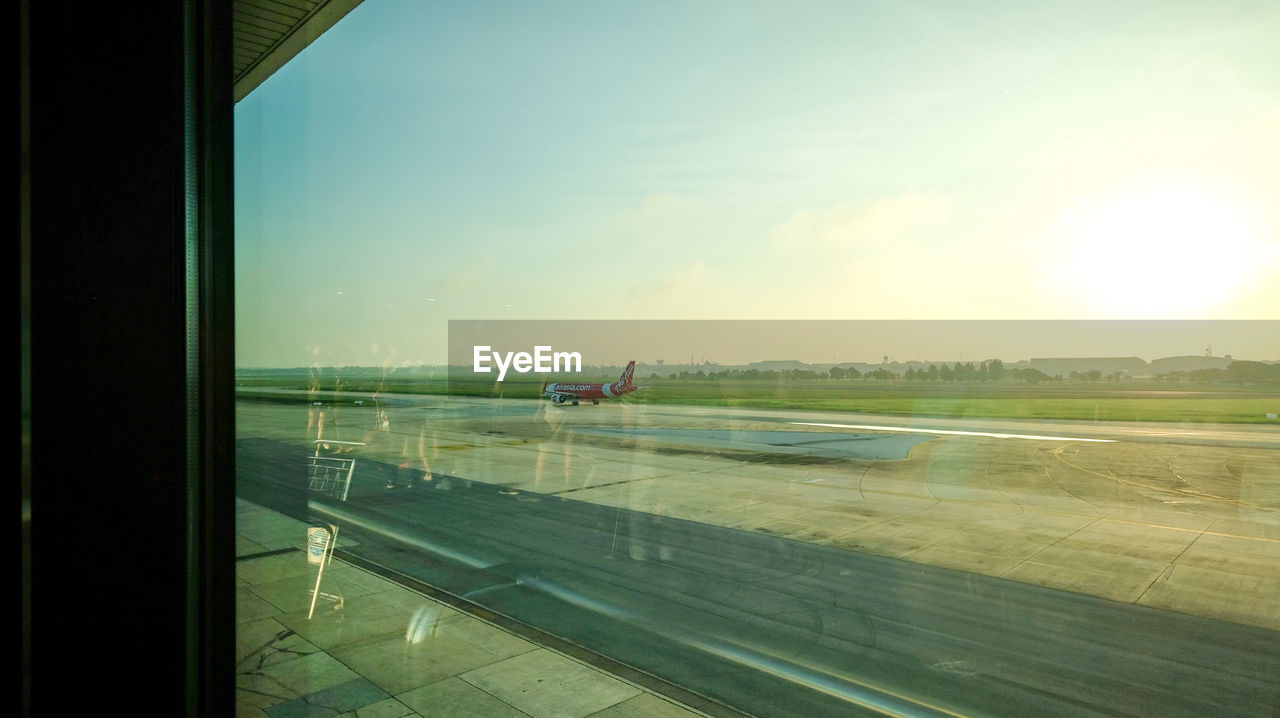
234, 3, 1280, 716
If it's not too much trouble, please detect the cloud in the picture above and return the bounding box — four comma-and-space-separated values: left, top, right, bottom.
771, 192, 953, 253
627, 260, 708, 304
601, 193, 707, 255
610, 193, 698, 230
431, 253, 497, 297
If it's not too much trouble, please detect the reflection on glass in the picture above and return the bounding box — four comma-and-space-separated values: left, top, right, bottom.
234, 1, 1280, 715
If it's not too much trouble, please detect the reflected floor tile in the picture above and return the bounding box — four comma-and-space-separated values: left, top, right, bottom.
240, 587, 284, 624
586, 692, 708, 718
276, 591, 449, 653
335, 697, 417, 718
238, 551, 318, 586
331, 615, 537, 695
461, 649, 641, 718
249, 564, 401, 615
238, 534, 270, 556
398, 676, 527, 718
238, 671, 296, 715
238, 509, 314, 552
265, 677, 390, 718
239, 617, 321, 670
252, 651, 363, 702
240, 530, 310, 553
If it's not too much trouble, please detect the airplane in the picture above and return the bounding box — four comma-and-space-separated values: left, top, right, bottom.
541, 361, 646, 405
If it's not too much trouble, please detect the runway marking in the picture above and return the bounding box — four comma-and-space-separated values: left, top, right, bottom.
1095, 517, 1280, 544
550, 476, 656, 495
1051, 444, 1279, 516
791, 421, 1116, 443
1136, 525, 1207, 604
999, 516, 1106, 579
1034, 447, 1105, 509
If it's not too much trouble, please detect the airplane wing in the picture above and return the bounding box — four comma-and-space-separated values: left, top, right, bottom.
542, 387, 588, 404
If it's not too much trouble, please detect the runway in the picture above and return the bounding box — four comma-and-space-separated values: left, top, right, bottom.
237, 394, 1280, 715
238, 395, 1280, 627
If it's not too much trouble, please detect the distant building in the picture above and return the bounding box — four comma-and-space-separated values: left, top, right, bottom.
1150, 356, 1232, 374
829, 362, 880, 375
747, 360, 809, 371
1029, 357, 1148, 378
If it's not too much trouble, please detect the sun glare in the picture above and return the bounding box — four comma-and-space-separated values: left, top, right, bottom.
1055, 181, 1260, 316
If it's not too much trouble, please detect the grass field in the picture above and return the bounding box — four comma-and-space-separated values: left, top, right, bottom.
236, 371, 1280, 424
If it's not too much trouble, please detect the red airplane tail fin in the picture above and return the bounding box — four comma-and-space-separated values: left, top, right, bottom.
618, 361, 636, 388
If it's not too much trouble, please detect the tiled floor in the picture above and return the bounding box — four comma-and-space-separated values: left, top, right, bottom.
236, 498, 708, 718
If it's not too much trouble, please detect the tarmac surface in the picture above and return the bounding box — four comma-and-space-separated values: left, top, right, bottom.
236, 394, 1280, 716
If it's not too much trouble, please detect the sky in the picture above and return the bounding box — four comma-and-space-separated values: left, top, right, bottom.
235, 1, 1280, 367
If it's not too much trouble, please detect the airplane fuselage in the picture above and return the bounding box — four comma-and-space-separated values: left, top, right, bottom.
542, 361, 642, 405
543, 380, 631, 402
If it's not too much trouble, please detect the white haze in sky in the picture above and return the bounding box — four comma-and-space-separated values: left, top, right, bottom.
235, 1, 1280, 367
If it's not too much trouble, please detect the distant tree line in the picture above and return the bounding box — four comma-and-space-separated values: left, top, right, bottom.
653, 358, 1278, 386
659, 360, 1024, 383
1153, 361, 1280, 386
899, 359, 1006, 382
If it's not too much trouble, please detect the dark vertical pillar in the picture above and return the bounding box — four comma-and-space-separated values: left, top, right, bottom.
20, 2, 234, 715
188, 1, 237, 714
